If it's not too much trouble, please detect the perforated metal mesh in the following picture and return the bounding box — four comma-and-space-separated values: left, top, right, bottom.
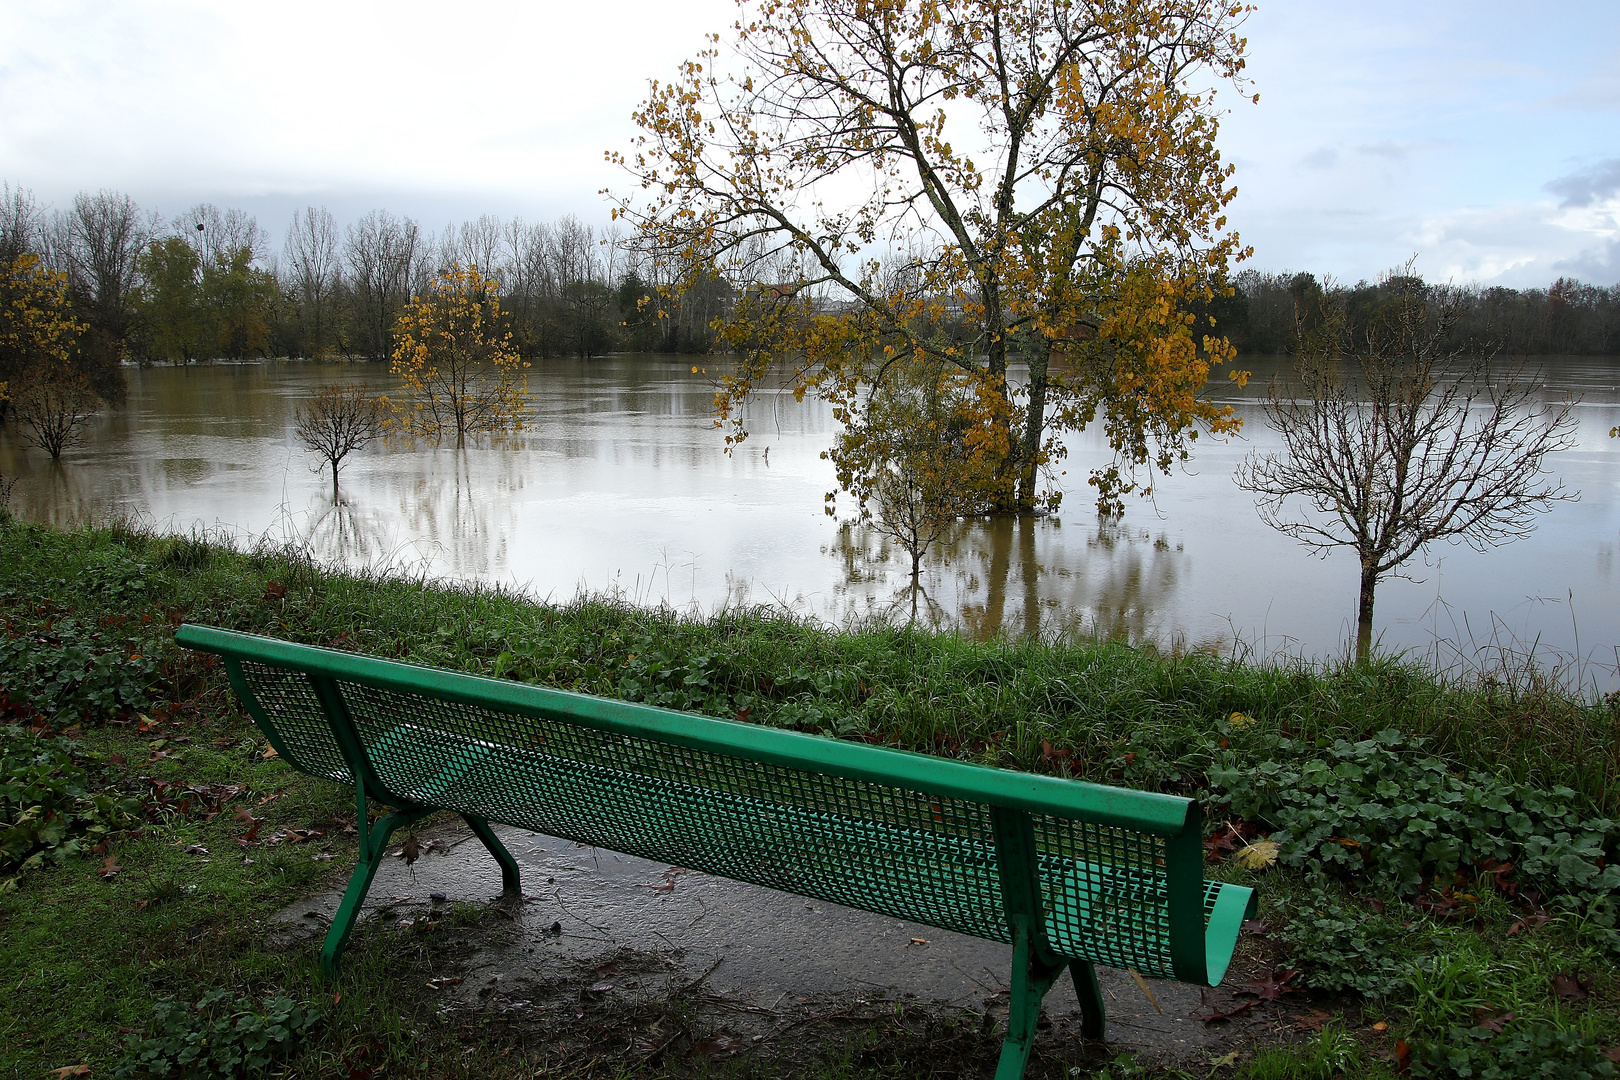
338, 683, 1011, 943
1033, 813, 1175, 977
237, 662, 351, 784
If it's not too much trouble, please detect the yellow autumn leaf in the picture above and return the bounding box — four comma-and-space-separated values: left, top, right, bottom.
1228, 711, 1256, 729
1233, 839, 1280, 871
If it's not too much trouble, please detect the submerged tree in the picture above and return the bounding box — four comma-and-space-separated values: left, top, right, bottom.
295, 384, 391, 499
389, 264, 530, 448
12, 365, 102, 459
1, 253, 84, 404
835, 359, 994, 581
614, 0, 1254, 516
1235, 277, 1579, 663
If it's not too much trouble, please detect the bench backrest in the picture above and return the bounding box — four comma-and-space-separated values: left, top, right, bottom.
179, 625, 1215, 984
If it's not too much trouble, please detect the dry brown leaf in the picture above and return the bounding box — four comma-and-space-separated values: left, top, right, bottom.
1126, 968, 1163, 1015
1553, 973, 1591, 1002
99, 856, 121, 879
48, 1067, 90, 1078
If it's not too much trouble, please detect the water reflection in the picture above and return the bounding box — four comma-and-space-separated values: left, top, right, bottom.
1, 354, 1617, 685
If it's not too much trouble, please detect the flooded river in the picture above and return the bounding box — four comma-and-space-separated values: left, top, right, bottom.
4, 354, 1619, 685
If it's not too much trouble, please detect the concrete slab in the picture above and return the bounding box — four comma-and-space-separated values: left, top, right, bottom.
277, 820, 1237, 1064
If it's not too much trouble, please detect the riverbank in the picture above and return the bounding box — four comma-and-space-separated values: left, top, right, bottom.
2, 519, 1617, 1078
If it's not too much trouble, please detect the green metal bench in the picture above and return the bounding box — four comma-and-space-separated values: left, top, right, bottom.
177, 624, 1255, 1079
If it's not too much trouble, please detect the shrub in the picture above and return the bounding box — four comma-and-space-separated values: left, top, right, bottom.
1409, 1019, 1617, 1079
0, 725, 141, 881
0, 616, 162, 726
112, 988, 320, 1079
1209, 729, 1620, 923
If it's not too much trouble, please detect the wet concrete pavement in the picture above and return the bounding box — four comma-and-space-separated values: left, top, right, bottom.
277, 820, 1237, 1064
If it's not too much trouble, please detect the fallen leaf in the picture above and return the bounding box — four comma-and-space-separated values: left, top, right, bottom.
692, 1036, 739, 1058
1395, 1038, 1412, 1073
1296, 1009, 1335, 1032
1126, 968, 1163, 1015
261, 745, 279, 759
586, 981, 615, 994
1473, 1008, 1515, 1033
1237, 969, 1300, 1002
263, 582, 287, 601
1228, 712, 1255, 729
1200, 998, 1255, 1024
647, 867, 685, 893
1240, 918, 1270, 937
99, 856, 121, 879
426, 977, 465, 990
1371, 1021, 1389, 1032
48, 1067, 90, 1078
107, 752, 126, 765
1552, 974, 1591, 1002
1209, 1050, 1240, 1067
1506, 914, 1550, 936
1233, 839, 1280, 871
1605, 1047, 1620, 1064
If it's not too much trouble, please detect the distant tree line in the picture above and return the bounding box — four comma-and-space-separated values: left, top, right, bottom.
1202, 269, 1620, 357
0, 184, 730, 389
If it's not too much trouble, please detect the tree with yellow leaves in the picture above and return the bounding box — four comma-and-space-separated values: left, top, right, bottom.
614, 0, 1254, 515
1, 253, 85, 412
389, 264, 531, 448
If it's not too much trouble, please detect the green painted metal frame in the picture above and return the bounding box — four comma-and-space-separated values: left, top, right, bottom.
181, 624, 1255, 1075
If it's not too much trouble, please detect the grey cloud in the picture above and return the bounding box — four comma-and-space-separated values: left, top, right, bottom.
1551, 237, 1620, 285
1300, 147, 1339, 170
1546, 159, 1620, 208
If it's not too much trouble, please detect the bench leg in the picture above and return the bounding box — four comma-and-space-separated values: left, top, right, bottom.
460, 813, 521, 898
1070, 959, 1106, 1040
994, 921, 1065, 1080
320, 805, 433, 978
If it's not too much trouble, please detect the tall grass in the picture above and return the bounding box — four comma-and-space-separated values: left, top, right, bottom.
6, 516, 1618, 813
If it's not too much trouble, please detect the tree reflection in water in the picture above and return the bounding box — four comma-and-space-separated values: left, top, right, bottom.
823, 513, 1192, 644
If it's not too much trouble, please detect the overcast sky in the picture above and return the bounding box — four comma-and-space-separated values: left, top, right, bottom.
2, 0, 1616, 288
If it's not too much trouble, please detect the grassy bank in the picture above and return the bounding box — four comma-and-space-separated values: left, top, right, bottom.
2, 519, 1618, 1078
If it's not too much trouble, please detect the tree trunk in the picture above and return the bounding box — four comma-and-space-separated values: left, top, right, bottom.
983, 334, 1019, 513
1016, 341, 1050, 512
1356, 566, 1378, 664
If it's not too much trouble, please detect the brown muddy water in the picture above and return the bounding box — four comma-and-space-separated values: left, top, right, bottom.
4, 354, 1619, 685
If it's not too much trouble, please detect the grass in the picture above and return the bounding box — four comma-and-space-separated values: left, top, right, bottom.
2, 517, 1618, 1078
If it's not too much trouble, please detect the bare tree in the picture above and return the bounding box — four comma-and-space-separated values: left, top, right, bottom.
295, 383, 390, 498
1236, 276, 1579, 662
282, 207, 342, 358
12, 364, 102, 459
176, 204, 268, 265
0, 184, 43, 265
344, 210, 422, 359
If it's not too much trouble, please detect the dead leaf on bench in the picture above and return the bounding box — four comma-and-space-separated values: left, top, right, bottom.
1233, 839, 1280, 871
